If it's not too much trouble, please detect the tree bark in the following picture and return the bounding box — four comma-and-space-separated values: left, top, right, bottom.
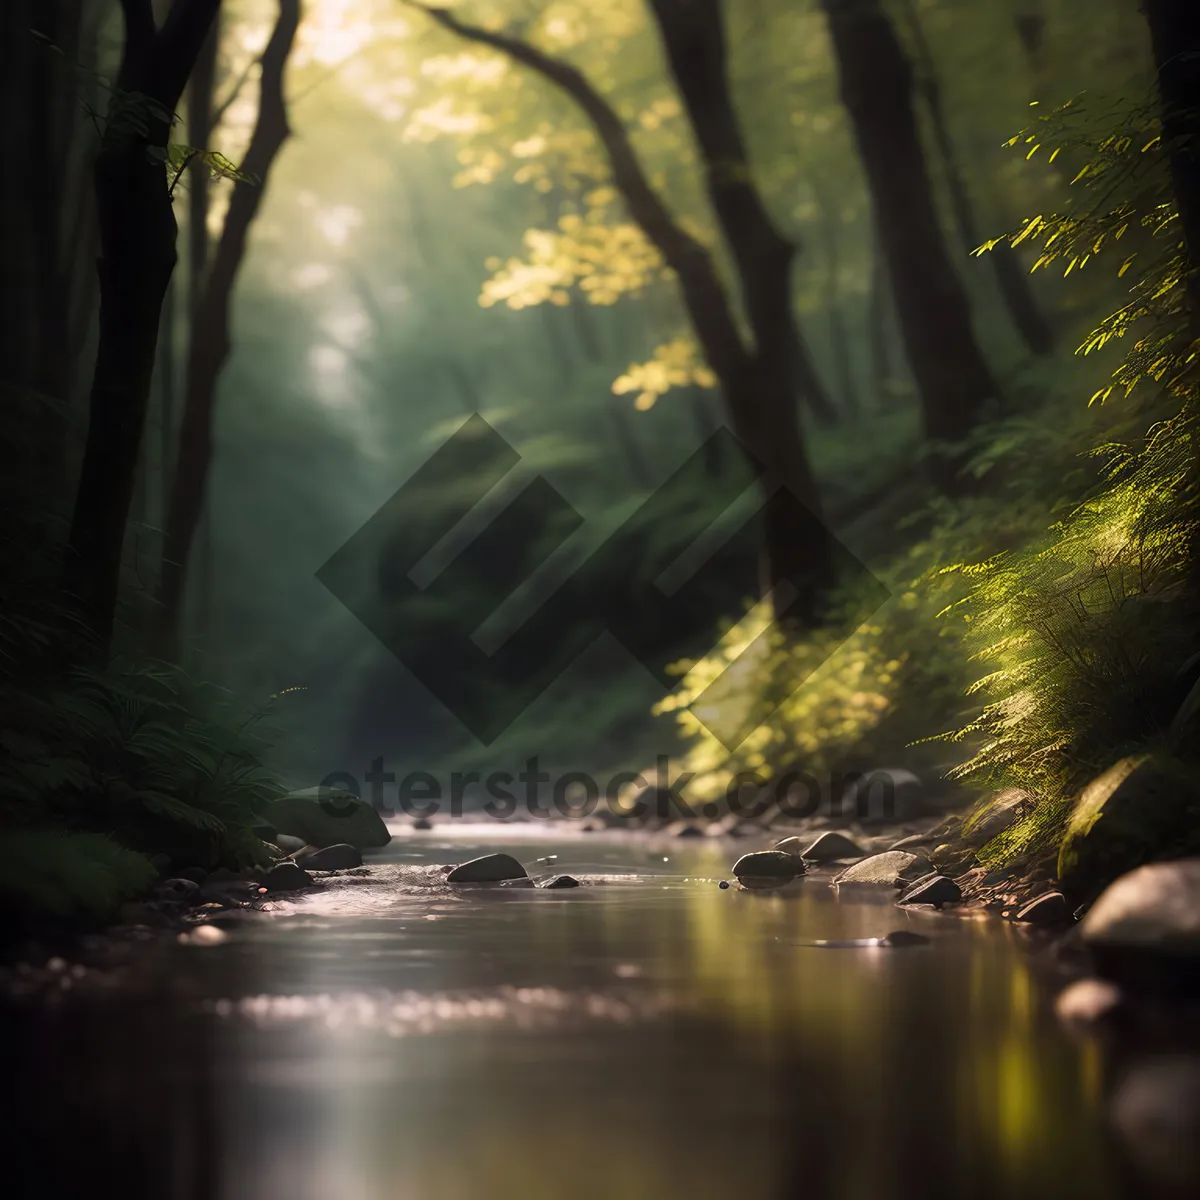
157, 0, 300, 652
65, 0, 223, 652
866, 224, 898, 406
2, 2, 100, 502
1141, 0, 1200, 335
897, 0, 1054, 357
410, 1, 835, 623
821, 0, 1000, 486
647, 0, 839, 429
812, 180, 860, 417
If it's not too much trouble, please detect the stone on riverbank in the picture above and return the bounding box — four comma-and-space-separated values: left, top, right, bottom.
541, 875, 581, 889
1080, 860, 1200, 990
798, 831, 864, 863
296, 844, 362, 871
447, 853, 529, 883
263, 862, 312, 892
264, 788, 391, 851
1110, 1057, 1200, 1191
732, 851, 805, 882
1014, 891, 1070, 925
1054, 978, 1124, 1031
835, 851, 929, 887
897, 874, 961, 909
155, 878, 201, 903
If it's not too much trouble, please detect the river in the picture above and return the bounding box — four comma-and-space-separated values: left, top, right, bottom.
7, 824, 1164, 1198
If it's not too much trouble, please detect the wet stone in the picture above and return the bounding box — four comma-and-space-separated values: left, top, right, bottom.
446, 853, 529, 884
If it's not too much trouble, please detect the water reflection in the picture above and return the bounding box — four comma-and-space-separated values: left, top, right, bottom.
5, 832, 1165, 1199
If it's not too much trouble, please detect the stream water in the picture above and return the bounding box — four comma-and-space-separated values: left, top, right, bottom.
6, 825, 1166, 1199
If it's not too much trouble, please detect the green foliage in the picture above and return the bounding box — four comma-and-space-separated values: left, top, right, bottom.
948, 94, 1199, 869
0, 830, 157, 920
0, 624, 287, 883
0, 386, 288, 922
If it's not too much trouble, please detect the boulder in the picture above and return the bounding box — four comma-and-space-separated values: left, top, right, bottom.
177, 867, 208, 886
1014, 891, 1070, 925
411, 816, 433, 831
296, 843, 363, 871
897, 874, 962, 909
835, 851, 930, 887
1057, 755, 1200, 895
154, 878, 200, 903
1080, 860, 1200, 987
799, 831, 864, 863
1054, 978, 1124, 1031
837, 768, 924, 825
1110, 1057, 1200, 1191
773, 837, 806, 856
732, 851, 805, 881
541, 875, 581, 889
262, 862, 312, 892
667, 821, 705, 838
275, 834, 307, 855
263, 789, 391, 851
446, 853, 528, 883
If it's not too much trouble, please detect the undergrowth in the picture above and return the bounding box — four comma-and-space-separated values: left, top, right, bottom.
0, 389, 288, 924
660, 91, 1199, 886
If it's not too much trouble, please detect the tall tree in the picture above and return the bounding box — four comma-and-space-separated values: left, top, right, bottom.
407, 0, 837, 623
158, 0, 302, 651
820, 0, 999, 487
2, 2, 104, 496
63, 0, 223, 652
896, 0, 1054, 357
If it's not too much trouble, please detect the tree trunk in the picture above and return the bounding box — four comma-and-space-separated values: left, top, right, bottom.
2, 2, 99, 503
821, 0, 999, 486
158, 0, 300, 652
187, 23, 219, 323
416, 1, 836, 623
647, 0, 838, 430
813, 181, 860, 417
63, 0, 222, 652
898, 0, 1054, 356
1142, 1, 1200, 334
866, 225, 897, 406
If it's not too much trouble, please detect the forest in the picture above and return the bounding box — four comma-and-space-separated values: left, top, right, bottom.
1, 0, 1198, 925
